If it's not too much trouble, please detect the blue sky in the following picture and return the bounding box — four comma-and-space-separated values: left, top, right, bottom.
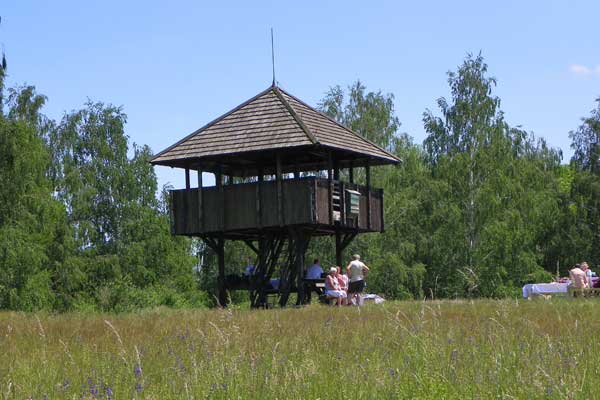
3, 0, 600, 189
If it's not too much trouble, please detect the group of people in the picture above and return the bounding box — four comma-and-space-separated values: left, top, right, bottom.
569, 262, 596, 289
243, 254, 370, 305
322, 254, 370, 306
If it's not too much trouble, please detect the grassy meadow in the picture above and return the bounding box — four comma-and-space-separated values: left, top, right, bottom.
2, 299, 599, 399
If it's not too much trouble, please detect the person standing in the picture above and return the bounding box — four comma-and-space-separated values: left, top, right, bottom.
346, 254, 369, 305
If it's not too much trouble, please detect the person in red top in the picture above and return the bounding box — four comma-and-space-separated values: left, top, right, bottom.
336, 266, 349, 306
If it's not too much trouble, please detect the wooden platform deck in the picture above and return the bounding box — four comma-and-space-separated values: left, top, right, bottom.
170, 177, 383, 239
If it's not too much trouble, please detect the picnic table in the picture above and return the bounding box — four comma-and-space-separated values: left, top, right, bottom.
522, 283, 569, 298
522, 278, 600, 298
303, 278, 325, 303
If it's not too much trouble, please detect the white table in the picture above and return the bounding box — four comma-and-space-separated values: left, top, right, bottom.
522, 283, 569, 298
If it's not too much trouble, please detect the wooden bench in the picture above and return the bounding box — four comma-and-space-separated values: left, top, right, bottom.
568, 287, 600, 298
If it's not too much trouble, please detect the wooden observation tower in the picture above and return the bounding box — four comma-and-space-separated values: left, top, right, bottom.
151, 84, 399, 307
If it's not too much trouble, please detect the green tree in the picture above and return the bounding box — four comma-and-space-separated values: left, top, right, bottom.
559, 98, 600, 268
0, 82, 70, 310
40, 101, 205, 311
422, 54, 560, 297
319, 81, 400, 152
570, 98, 600, 173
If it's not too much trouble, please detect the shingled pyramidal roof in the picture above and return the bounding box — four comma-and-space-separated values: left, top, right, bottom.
151, 84, 399, 175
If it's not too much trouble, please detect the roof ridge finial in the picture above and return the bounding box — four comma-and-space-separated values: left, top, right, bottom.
271, 27, 276, 87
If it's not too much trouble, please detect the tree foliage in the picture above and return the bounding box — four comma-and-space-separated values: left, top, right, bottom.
0, 72, 204, 311
318, 55, 569, 299
1, 48, 600, 310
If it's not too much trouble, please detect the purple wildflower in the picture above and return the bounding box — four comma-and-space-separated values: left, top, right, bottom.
106, 387, 113, 399
135, 382, 143, 393
176, 357, 186, 373
89, 384, 99, 397
133, 364, 142, 378
450, 349, 459, 363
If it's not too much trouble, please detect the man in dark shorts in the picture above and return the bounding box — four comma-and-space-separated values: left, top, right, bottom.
346, 254, 369, 305
348, 279, 365, 294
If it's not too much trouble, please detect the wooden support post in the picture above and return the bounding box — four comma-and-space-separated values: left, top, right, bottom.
256, 169, 263, 228
349, 161, 354, 184
215, 169, 222, 188
328, 151, 333, 225
216, 168, 224, 231
342, 233, 356, 249
335, 230, 343, 267
366, 161, 371, 230
217, 235, 227, 307
340, 181, 346, 227
183, 172, 191, 232
296, 236, 306, 305
197, 170, 203, 232
243, 240, 259, 255
169, 191, 175, 235
276, 153, 284, 226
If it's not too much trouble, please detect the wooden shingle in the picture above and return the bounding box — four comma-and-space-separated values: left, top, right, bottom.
151, 84, 400, 172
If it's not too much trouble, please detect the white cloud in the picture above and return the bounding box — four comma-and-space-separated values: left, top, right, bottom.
569, 64, 591, 75
596, 65, 600, 77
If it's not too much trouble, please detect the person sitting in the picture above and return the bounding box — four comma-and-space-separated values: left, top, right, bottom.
581, 262, 596, 288
325, 267, 346, 306
270, 277, 280, 290
304, 259, 325, 303
243, 257, 255, 277
569, 263, 589, 290
346, 254, 369, 305
306, 259, 324, 280
336, 266, 349, 306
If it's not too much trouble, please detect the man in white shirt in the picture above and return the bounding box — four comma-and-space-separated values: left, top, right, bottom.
346, 254, 369, 305
305, 259, 324, 280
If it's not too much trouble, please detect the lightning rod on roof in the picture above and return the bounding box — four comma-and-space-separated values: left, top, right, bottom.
271, 27, 276, 86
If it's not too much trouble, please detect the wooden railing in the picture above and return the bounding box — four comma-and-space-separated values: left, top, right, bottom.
170, 177, 383, 236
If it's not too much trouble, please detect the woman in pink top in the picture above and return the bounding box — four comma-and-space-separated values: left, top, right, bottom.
336, 266, 349, 305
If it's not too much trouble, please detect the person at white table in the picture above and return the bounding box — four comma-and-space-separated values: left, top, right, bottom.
582, 262, 594, 288
569, 263, 589, 289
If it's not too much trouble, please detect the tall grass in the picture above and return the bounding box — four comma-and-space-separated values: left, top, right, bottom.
1, 299, 598, 399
